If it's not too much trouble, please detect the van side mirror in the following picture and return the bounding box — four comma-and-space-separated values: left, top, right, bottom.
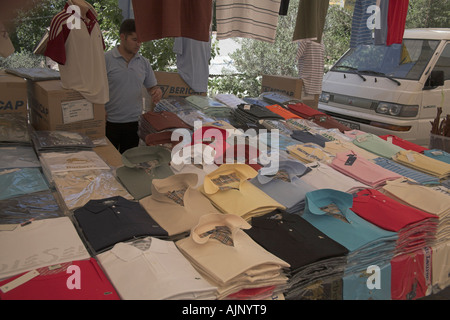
424, 70, 445, 90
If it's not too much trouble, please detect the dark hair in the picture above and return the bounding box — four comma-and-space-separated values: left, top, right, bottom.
119, 19, 136, 36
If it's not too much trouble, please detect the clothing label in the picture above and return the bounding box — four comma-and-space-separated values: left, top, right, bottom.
61, 99, 94, 124
345, 154, 357, 166
406, 153, 415, 162
0, 270, 40, 293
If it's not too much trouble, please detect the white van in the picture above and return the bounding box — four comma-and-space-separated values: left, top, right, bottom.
318, 28, 450, 147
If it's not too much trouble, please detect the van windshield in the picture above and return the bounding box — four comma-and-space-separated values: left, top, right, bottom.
331, 39, 440, 80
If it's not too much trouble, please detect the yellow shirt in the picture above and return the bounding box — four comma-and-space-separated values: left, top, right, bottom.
392, 150, 450, 180
199, 164, 285, 221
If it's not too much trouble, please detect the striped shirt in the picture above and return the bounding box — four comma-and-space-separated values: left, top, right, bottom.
296, 40, 325, 95
350, 0, 377, 48
216, 0, 281, 43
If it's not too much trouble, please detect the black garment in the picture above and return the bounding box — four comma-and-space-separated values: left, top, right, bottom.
74, 196, 168, 253
106, 121, 139, 153
290, 129, 331, 147
279, 0, 290, 15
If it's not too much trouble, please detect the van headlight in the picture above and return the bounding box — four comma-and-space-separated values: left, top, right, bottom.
319, 92, 330, 103
376, 102, 418, 117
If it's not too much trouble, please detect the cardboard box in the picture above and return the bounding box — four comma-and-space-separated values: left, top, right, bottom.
0, 70, 28, 117
29, 80, 105, 139
155, 71, 206, 99
261, 74, 319, 109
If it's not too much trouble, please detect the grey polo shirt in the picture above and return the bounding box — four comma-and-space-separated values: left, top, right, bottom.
104, 46, 158, 123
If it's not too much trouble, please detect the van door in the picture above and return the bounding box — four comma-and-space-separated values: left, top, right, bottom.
421, 41, 450, 144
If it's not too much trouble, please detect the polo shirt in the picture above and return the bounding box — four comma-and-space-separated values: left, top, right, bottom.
352, 133, 405, 158
330, 151, 402, 188
323, 139, 379, 160
0, 168, 49, 201
246, 211, 349, 273
97, 237, 217, 300
199, 164, 286, 221
302, 161, 370, 193
373, 157, 440, 185
31, 130, 94, 151
39, 150, 110, 173
250, 160, 316, 214
52, 169, 133, 210
286, 144, 333, 164
176, 213, 290, 297
74, 196, 168, 253
0, 217, 90, 279
0, 258, 120, 300
291, 129, 331, 147
104, 46, 157, 123
0, 146, 40, 169
140, 111, 192, 133
424, 149, 450, 164
302, 189, 398, 254
139, 173, 220, 238
265, 104, 302, 120
379, 134, 429, 153
430, 241, 450, 292
392, 149, 450, 180
116, 146, 173, 200
45, 2, 109, 104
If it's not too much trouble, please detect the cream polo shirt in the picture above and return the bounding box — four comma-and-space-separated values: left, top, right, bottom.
96, 237, 217, 300
139, 173, 220, 237
286, 143, 333, 164
199, 164, 286, 221
392, 150, 450, 180
323, 139, 379, 160
176, 213, 290, 286
39, 150, 110, 173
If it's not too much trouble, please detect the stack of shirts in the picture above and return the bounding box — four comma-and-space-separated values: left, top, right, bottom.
250, 160, 316, 214
301, 161, 370, 194
74, 196, 169, 253
214, 93, 246, 109
392, 149, 450, 181
423, 149, 450, 164
330, 151, 402, 188
138, 110, 192, 145
0, 217, 120, 300
245, 210, 349, 300
302, 189, 398, 299
97, 237, 218, 300
176, 213, 291, 300
0, 113, 30, 145
381, 178, 450, 293
116, 146, 174, 200
233, 103, 285, 125
290, 129, 331, 147
351, 188, 438, 255
0, 145, 41, 170
199, 164, 286, 221
0, 167, 49, 201
322, 139, 379, 160
265, 104, 302, 120
31, 130, 95, 152
186, 95, 234, 120
351, 133, 405, 158
139, 173, 221, 240
373, 157, 440, 186
154, 96, 215, 126
259, 91, 301, 106
286, 143, 333, 164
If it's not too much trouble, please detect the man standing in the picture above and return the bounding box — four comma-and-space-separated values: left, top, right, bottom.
105, 19, 163, 153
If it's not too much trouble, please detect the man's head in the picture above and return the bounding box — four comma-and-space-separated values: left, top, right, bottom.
119, 19, 141, 56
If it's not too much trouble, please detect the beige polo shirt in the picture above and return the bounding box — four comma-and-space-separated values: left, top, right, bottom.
139, 173, 220, 237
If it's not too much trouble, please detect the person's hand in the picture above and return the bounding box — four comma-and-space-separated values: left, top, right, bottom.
149, 86, 162, 104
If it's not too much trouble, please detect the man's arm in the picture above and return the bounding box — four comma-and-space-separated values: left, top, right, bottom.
147, 85, 162, 104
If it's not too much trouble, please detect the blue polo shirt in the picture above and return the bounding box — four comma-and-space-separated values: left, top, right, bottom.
104, 46, 158, 123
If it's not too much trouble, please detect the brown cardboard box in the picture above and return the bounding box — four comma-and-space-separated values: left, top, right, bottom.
29, 80, 105, 139
155, 71, 207, 98
261, 74, 319, 109
0, 70, 28, 117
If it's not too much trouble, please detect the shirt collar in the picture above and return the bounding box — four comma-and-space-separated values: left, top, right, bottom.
150, 173, 198, 205
257, 160, 309, 184
304, 189, 353, 219
250, 210, 300, 230
202, 163, 258, 195
191, 213, 251, 245
81, 196, 128, 214
110, 238, 169, 261
121, 146, 171, 169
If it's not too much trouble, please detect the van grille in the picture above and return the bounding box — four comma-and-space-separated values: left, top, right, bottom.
330, 94, 378, 110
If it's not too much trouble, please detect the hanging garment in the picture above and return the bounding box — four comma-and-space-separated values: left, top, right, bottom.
215, 0, 282, 43
44, 0, 109, 104
0, 21, 14, 58
279, 0, 290, 15
173, 37, 211, 93
131, 0, 212, 42
374, 0, 389, 45
292, 0, 329, 43
386, 0, 409, 46
296, 39, 325, 95
350, 0, 377, 48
